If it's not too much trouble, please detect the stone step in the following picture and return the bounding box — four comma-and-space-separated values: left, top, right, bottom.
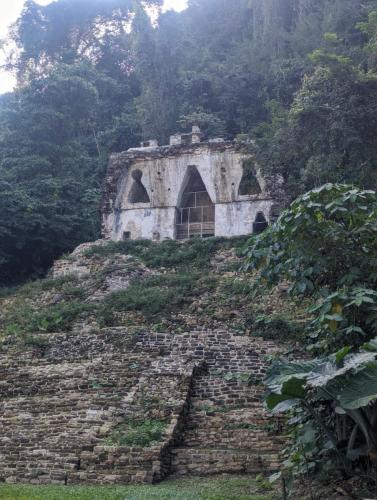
170, 446, 280, 476
172, 445, 281, 455
183, 432, 283, 448
187, 406, 265, 416
0, 327, 283, 484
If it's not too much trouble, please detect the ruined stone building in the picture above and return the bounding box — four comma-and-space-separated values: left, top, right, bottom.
0, 129, 285, 486
102, 127, 280, 241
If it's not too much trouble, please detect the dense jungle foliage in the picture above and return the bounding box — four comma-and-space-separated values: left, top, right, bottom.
245, 184, 377, 490
1, 0, 377, 282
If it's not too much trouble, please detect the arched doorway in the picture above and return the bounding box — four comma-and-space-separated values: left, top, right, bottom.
176, 166, 215, 240
253, 212, 268, 234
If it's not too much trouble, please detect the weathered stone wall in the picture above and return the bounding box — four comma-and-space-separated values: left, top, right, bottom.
102, 141, 277, 241
0, 327, 283, 485
0, 240, 289, 485
0, 329, 199, 485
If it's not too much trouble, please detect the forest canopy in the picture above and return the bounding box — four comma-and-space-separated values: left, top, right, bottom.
1, 0, 377, 282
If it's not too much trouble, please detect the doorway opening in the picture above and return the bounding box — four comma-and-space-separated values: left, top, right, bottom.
253, 212, 268, 234
176, 166, 215, 240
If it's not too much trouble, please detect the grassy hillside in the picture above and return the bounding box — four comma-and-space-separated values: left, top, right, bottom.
0, 237, 303, 352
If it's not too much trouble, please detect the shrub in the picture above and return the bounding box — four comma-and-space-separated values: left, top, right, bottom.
23, 335, 49, 349
247, 313, 302, 342
83, 239, 152, 258
141, 238, 225, 269
244, 184, 377, 482
84, 236, 249, 269
0, 275, 79, 300
245, 184, 377, 294
266, 339, 377, 476
100, 272, 216, 323
221, 278, 253, 296
2, 300, 95, 335
106, 419, 166, 447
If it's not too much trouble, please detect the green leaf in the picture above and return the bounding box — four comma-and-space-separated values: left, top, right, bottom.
307, 352, 377, 388
266, 394, 300, 412
325, 314, 343, 322
266, 376, 306, 411
269, 471, 282, 483
297, 281, 307, 293
338, 363, 377, 409
265, 359, 322, 391
362, 337, 377, 352
335, 346, 352, 364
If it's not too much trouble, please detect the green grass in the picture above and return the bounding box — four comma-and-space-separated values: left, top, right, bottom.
0, 273, 91, 338
220, 278, 253, 296
2, 300, 95, 336
106, 419, 167, 447
99, 272, 217, 323
0, 275, 79, 300
83, 237, 249, 270
0, 476, 277, 500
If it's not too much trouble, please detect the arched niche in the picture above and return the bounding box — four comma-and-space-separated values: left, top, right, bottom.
253, 211, 268, 234
238, 161, 262, 196
128, 169, 150, 204
176, 166, 215, 240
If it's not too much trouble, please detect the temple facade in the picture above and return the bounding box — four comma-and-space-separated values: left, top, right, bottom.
102, 127, 280, 241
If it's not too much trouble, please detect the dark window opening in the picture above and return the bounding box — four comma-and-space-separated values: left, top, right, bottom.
253, 212, 268, 234
176, 166, 215, 240
269, 204, 280, 223
181, 134, 192, 145
238, 162, 262, 196
123, 231, 131, 240
128, 169, 150, 204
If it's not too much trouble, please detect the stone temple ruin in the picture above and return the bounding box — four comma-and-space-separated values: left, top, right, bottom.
0, 129, 286, 486
102, 127, 281, 241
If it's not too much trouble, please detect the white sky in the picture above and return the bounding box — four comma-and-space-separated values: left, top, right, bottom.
0, 0, 188, 94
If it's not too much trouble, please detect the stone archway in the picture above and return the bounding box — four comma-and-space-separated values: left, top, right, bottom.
175, 166, 215, 240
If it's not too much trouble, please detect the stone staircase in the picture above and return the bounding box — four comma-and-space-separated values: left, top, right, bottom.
169, 331, 284, 477
0, 332, 196, 485
0, 328, 284, 484
170, 373, 283, 477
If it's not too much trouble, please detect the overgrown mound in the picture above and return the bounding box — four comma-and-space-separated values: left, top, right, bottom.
0, 237, 302, 351
0, 236, 299, 485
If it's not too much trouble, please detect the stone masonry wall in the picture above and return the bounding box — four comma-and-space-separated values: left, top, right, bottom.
0, 326, 283, 484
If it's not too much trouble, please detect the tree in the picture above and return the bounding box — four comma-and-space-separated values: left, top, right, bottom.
6, 0, 163, 82
0, 64, 125, 281
3, 0, 377, 283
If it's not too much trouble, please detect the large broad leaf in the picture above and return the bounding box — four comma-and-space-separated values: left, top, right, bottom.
307, 352, 377, 388
265, 359, 323, 393
338, 362, 377, 409
266, 377, 306, 411
271, 399, 301, 414
266, 395, 299, 412
265, 351, 377, 412
335, 346, 351, 364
